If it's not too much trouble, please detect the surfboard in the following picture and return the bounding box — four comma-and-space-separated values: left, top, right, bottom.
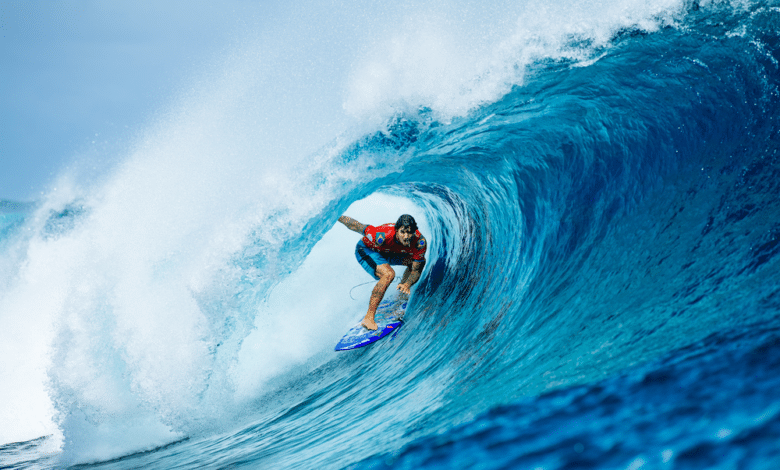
334, 297, 408, 351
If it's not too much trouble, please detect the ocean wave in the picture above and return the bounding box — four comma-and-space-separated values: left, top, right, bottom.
1, 1, 779, 468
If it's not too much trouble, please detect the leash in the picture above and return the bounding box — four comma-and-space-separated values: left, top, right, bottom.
349, 277, 399, 300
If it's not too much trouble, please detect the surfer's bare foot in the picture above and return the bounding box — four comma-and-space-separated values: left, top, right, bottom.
361, 317, 378, 330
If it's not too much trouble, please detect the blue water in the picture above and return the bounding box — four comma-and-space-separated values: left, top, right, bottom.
2, 1, 780, 469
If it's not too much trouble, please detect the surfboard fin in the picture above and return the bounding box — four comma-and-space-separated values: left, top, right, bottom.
389, 321, 404, 340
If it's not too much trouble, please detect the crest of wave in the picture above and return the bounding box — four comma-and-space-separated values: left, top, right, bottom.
343, 0, 687, 122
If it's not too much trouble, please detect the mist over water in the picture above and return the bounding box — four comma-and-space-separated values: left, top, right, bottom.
2, 0, 780, 468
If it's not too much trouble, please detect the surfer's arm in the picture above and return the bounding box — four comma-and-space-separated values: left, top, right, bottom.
398, 260, 425, 294
338, 215, 368, 235
407, 260, 425, 285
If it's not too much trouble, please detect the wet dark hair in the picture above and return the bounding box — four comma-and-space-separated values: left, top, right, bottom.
395, 214, 418, 233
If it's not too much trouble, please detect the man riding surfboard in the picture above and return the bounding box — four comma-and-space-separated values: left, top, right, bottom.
338, 214, 427, 330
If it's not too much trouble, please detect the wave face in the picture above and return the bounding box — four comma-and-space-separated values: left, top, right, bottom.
2, 1, 780, 469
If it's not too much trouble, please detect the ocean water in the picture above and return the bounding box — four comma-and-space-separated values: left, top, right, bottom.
2, 0, 780, 469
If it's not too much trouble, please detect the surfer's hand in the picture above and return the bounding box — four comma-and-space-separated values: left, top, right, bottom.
397, 283, 411, 295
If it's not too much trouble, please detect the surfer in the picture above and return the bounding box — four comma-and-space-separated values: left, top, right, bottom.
338, 214, 427, 330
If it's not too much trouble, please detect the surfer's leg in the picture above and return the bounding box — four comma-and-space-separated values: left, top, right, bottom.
355, 240, 384, 280
363, 263, 394, 330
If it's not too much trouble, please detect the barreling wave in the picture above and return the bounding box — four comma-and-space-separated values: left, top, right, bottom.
1, 0, 779, 469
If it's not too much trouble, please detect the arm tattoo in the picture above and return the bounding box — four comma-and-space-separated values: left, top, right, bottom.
406, 261, 425, 286
338, 215, 368, 234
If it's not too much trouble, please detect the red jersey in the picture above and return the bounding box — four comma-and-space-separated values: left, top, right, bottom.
362, 223, 427, 261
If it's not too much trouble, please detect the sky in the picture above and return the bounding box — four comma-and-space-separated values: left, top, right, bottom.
0, 1, 285, 201
2, 1, 225, 200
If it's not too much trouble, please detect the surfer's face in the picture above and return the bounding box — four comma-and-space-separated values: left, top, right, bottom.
396, 226, 414, 246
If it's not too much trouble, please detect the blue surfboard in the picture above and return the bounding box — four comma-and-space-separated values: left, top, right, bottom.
335, 298, 407, 351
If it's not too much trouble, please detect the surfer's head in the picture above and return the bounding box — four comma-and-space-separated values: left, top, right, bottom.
395, 214, 418, 246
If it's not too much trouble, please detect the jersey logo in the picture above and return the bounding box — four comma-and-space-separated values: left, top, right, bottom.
417, 238, 426, 249
376, 232, 386, 245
